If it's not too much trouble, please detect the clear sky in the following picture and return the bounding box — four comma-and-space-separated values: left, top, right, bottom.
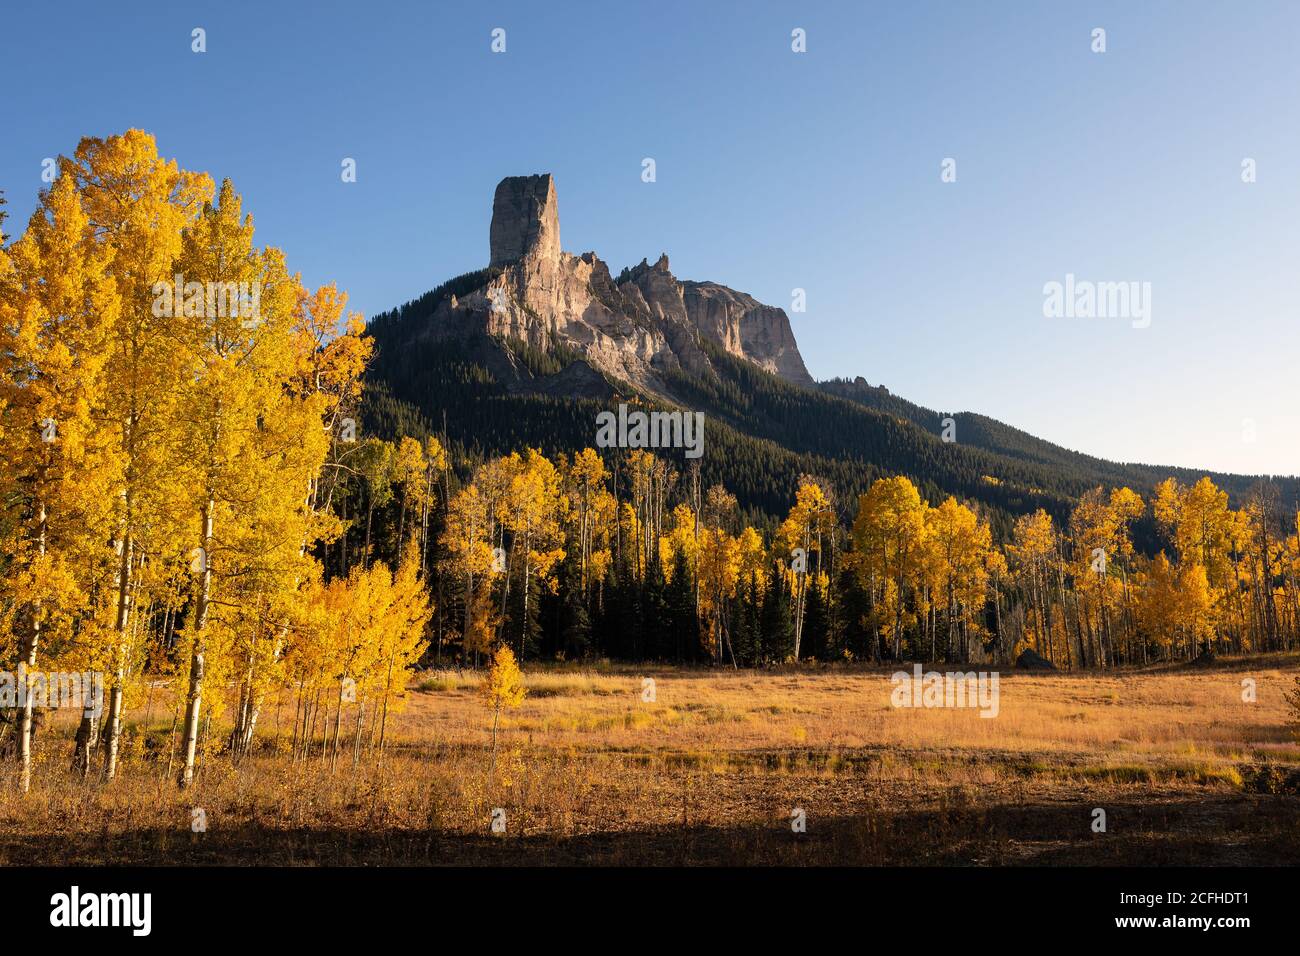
3, 0, 1297, 476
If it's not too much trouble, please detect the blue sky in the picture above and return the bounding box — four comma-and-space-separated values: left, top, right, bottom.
3, 0, 1297, 476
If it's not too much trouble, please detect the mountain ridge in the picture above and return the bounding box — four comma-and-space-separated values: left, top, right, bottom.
412, 173, 815, 402
361, 174, 1299, 533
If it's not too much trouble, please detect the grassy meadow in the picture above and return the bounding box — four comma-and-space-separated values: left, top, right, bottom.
3, 654, 1298, 866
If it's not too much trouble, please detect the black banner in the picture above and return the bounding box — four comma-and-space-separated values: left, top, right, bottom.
1, 866, 1277, 942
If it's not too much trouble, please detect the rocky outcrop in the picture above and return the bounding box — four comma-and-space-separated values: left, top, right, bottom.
682, 281, 813, 385
489, 174, 560, 268
421, 175, 813, 401
1015, 648, 1057, 670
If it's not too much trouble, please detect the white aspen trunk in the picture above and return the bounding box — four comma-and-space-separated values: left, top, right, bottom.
520, 545, 531, 659
329, 679, 346, 771
103, 529, 134, 780
377, 656, 394, 764
352, 699, 365, 769
18, 495, 46, 793
178, 498, 214, 788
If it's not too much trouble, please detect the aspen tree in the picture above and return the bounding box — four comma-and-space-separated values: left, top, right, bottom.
230, 283, 370, 755
777, 479, 833, 660
63, 132, 211, 779
565, 448, 607, 591
850, 477, 928, 660
480, 644, 526, 775
1008, 510, 1058, 660
657, 504, 700, 583
374, 541, 432, 756
1154, 477, 1231, 653
172, 179, 329, 786
696, 526, 741, 664
503, 449, 566, 657
391, 436, 427, 551
0, 173, 119, 790
924, 497, 992, 663
443, 484, 497, 661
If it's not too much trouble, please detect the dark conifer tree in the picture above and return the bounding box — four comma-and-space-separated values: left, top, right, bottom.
558, 561, 592, 660
760, 569, 795, 663
803, 576, 830, 661
664, 549, 697, 662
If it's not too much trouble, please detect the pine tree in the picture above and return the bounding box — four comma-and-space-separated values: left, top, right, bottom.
559, 562, 592, 660
803, 576, 830, 661
760, 569, 794, 663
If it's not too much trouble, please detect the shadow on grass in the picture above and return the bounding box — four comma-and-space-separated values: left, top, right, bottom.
4, 793, 1296, 867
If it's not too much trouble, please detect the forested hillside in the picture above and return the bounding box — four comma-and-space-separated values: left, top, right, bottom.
346, 271, 1300, 675
363, 282, 1298, 549
820, 376, 1295, 508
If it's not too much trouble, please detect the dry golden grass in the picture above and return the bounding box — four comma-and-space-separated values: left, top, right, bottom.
2, 654, 1298, 865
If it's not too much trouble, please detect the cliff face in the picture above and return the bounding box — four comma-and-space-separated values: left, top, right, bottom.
489, 174, 560, 268
418, 174, 813, 400
681, 281, 813, 386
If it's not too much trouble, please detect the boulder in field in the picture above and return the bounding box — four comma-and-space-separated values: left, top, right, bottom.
1015, 648, 1056, 670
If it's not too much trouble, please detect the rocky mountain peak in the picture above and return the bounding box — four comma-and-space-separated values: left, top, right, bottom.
489, 174, 560, 268
428, 175, 814, 399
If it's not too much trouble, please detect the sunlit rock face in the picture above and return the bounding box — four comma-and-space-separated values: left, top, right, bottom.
429, 174, 813, 401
